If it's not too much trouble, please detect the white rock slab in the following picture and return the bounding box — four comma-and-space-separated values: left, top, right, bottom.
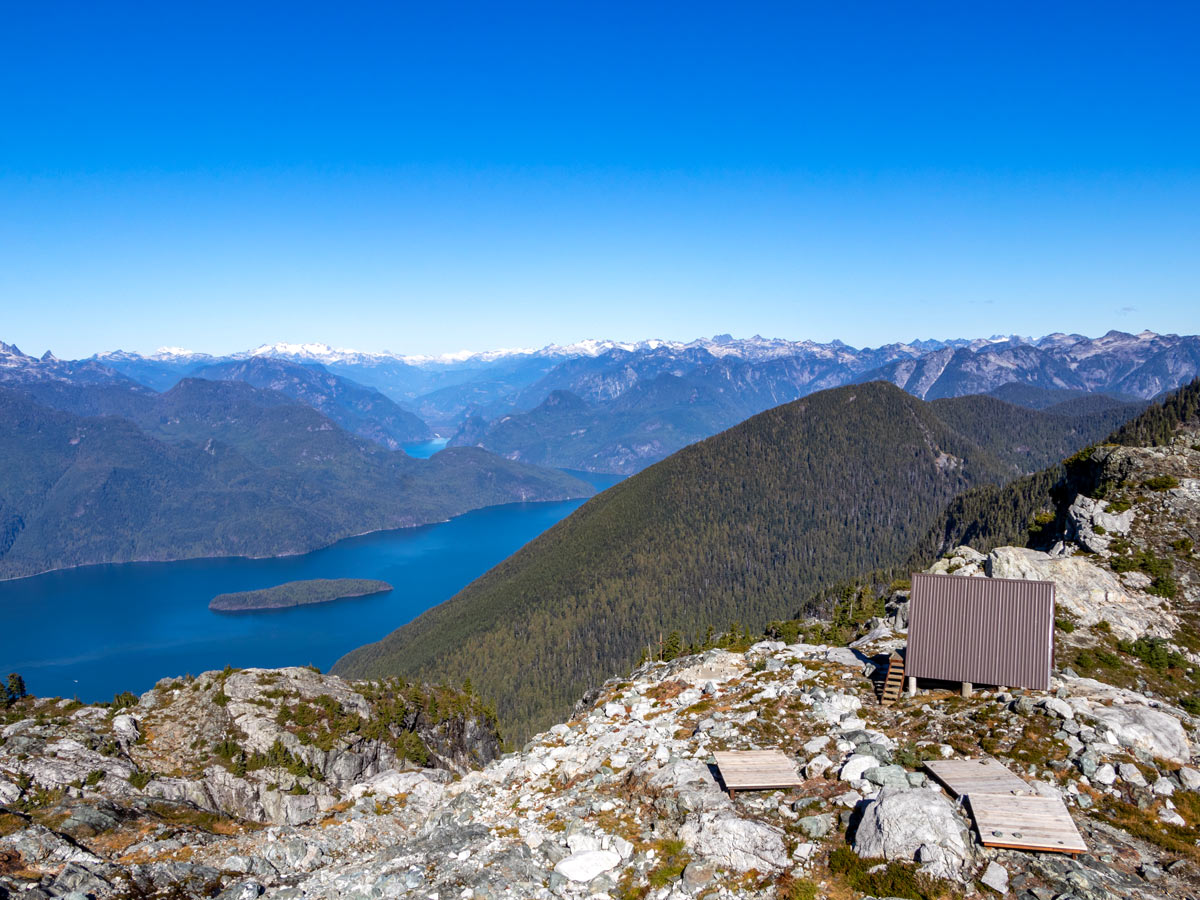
554, 849, 620, 882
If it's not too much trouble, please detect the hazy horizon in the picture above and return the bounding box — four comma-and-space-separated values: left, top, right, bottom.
1, 327, 1186, 365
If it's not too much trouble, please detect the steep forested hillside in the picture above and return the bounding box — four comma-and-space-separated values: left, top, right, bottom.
913, 377, 1200, 562
192, 358, 430, 447
927, 394, 1146, 472
0, 386, 592, 580
334, 382, 1136, 740
1108, 378, 1200, 447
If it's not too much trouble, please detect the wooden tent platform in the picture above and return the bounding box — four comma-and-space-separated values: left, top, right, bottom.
969, 793, 1087, 853
924, 758, 1033, 797
924, 758, 1086, 854
713, 751, 803, 798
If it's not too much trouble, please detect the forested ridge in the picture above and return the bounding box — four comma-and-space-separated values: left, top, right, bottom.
334, 381, 1141, 741
927, 394, 1145, 472
0, 384, 591, 580
913, 377, 1200, 562
1109, 378, 1200, 448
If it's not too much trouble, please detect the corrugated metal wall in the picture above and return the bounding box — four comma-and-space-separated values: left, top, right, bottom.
907, 572, 1055, 691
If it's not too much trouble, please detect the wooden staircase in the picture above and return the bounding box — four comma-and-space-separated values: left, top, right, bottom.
880, 652, 905, 706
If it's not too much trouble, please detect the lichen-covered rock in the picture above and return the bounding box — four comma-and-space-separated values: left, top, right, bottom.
111, 713, 140, 746
1040, 697, 1074, 720
805, 754, 833, 779
647, 756, 728, 813
986, 546, 1176, 639
2, 610, 1197, 900
839, 753, 880, 782
1073, 701, 1191, 764
678, 809, 790, 873
981, 861, 1010, 894
927, 545, 986, 577
810, 692, 862, 724
864, 764, 911, 789
1066, 494, 1134, 553
853, 786, 974, 880
553, 849, 620, 882
349, 769, 445, 813
0, 823, 109, 869
797, 813, 835, 839
0, 776, 22, 804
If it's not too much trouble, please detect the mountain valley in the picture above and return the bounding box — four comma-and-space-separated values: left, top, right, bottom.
332, 381, 1156, 741
79, 330, 1199, 474
0, 378, 591, 580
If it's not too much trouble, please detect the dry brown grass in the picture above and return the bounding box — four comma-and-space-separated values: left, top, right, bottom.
643, 680, 688, 703
1095, 794, 1200, 862
0, 812, 28, 838
86, 826, 148, 857
0, 848, 24, 877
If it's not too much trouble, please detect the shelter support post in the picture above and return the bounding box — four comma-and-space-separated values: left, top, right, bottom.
907, 676, 917, 696
961, 681, 972, 698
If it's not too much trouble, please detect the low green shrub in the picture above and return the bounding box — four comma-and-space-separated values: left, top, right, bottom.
1143, 475, 1180, 491
828, 846, 953, 900
1118, 637, 1186, 671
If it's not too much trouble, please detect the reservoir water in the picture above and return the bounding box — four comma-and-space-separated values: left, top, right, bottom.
0, 470, 621, 702
402, 438, 450, 458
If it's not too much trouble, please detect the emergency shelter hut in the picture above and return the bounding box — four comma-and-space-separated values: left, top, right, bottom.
906, 572, 1055, 696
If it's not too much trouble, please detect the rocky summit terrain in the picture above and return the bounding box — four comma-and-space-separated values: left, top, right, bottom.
2, 593, 1199, 900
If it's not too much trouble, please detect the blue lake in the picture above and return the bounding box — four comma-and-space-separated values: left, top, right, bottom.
402, 438, 450, 458
0, 469, 621, 702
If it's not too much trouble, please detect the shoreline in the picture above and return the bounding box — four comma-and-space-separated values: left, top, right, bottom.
0, 489, 601, 585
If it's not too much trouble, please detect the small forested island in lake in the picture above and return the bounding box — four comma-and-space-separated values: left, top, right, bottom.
209, 578, 393, 612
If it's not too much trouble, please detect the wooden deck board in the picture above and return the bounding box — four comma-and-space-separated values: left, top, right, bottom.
713, 751, 803, 793
969, 793, 1087, 854
924, 758, 1086, 854
923, 758, 1033, 797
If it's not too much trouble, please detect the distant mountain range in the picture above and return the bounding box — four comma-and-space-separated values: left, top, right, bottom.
853, 330, 1200, 400
331, 381, 1150, 740
0, 358, 591, 579
444, 332, 1183, 472
190, 358, 430, 448
6, 330, 1197, 475
72, 331, 1200, 472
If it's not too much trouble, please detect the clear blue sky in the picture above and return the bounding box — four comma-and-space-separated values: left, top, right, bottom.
1, 1, 1197, 358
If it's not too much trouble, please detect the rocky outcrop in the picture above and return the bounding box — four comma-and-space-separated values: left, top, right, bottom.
987, 546, 1177, 639
853, 786, 975, 880
928, 544, 1177, 640
0, 666, 499, 828
678, 810, 790, 873
1066, 494, 1134, 553
1062, 678, 1192, 764
2, 640, 1198, 900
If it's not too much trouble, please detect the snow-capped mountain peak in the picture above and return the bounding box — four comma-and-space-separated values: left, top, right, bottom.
247, 342, 348, 362
399, 347, 538, 365
0, 341, 35, 367
152, 346, 206, 360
